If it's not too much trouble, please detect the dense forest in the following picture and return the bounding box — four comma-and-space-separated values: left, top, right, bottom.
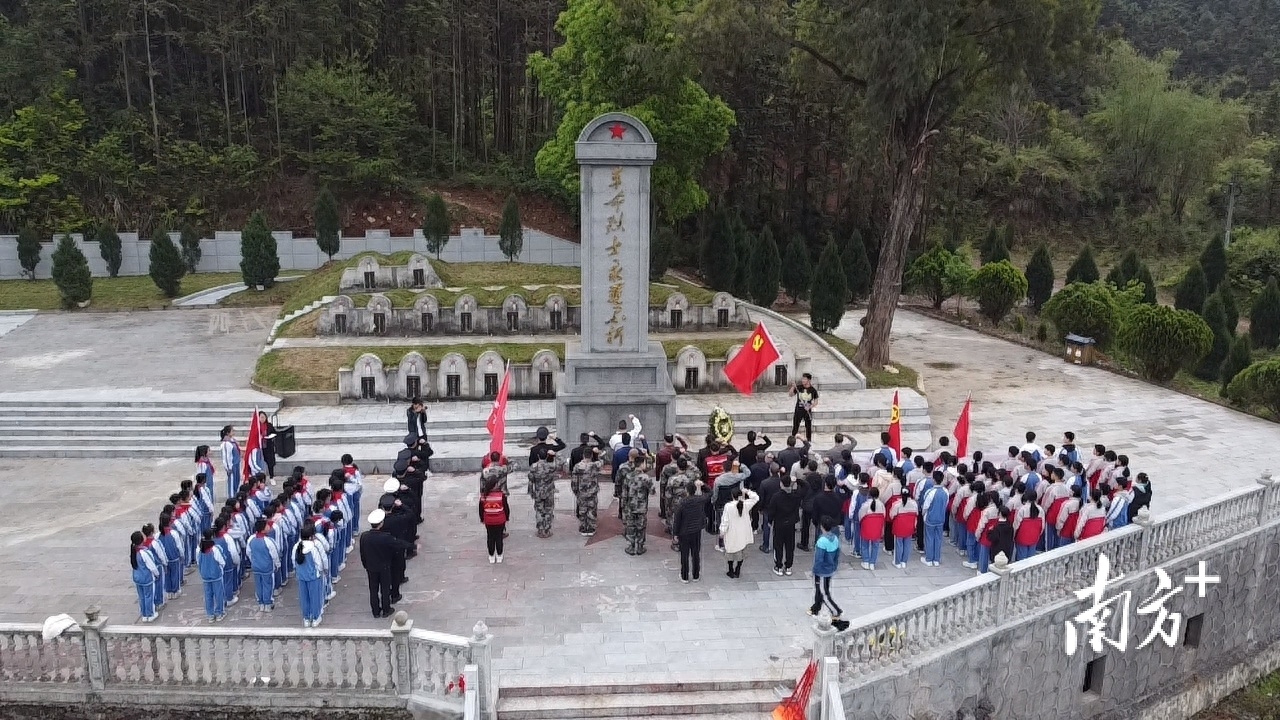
3, 0, 1280, 361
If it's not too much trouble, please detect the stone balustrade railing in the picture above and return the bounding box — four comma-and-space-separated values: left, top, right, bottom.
0, 611, 492, 717
820, 474, 1280, 679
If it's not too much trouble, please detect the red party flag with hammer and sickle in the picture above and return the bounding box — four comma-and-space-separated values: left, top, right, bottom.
723, 322, 782, 395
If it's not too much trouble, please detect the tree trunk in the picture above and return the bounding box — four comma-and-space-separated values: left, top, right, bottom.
854, 123, 937, 369
142, 0, 161, 159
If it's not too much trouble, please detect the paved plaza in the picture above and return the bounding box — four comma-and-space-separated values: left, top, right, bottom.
0, 306, 1276, 687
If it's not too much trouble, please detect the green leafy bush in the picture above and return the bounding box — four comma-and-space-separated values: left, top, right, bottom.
904, 244, 974, 309
148, 228, 186, 298
809, 239, 848, 333
1226, 227, 1280, 298
1042, 281, 1120, 347
96, 225, 122, 278
1118, 304, 1212, 383
1225, 359, 1280, 416
1250, 277, 1280, 349
1199, 237, 1227, 293
967, 260, 1028, 324
423, 194, 450, 258
1195, 294, 1231, 381
314, 187, 341, 260
1173, 262, 1208, 312
1221, 334, 1253, 393
239, 211, 280, 289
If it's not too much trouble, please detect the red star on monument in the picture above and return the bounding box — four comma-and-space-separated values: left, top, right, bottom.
608, 123, 626, 140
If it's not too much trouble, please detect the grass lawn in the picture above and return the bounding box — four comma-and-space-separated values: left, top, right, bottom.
1196, 667, 1280, 719
822, 333, 920, 390
0, 272, 245, 311
430, 259, 580, 287
661, 338, 739, 360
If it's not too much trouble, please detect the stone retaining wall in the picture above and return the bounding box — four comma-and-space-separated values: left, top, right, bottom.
0, 228, 579, 279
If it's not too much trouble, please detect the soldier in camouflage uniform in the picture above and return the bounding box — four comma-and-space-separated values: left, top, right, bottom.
480, 451, 511, 494
527, 452, 560, 538
659, 458, 685, 531
571, 448, 604, 536
620, 451, 655, 555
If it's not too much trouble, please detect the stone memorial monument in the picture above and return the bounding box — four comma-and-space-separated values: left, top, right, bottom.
556, 112, 678, 439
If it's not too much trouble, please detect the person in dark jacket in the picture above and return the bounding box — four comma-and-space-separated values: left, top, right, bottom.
756, 463, 782, 551
360, 509, 416, 618
257, 411, 278, 480
811, 476, 847, 548
570, 432, 604, 470
1127, 472, 1152, 522
376, 493, 415, 595
406, 399, 428, 439
737, 430, 772, 470
768, 477, 803, 575
672, 482, 711, 583
775, 436, 809, 478
528, 427, 566, 466
986, 506, 1015, 572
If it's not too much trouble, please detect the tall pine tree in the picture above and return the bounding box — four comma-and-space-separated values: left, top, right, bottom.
842, 229, 872, 302
809, 239, 848, 333
781, 235, 812, 302
52, 234, 92, 308
1135, 264, 1158, 304
701, 209, 739, 291
240, 211, 280, 289
1250, 277, 1280, 349
16, 227, 41, 279
750, 226, 781, 307
423, 194, 450, 258
1221, 335, 1253, 392
179, 223, 202, 274
148, 228, 186, 298
1025, 244, 1055, 312
1064, 245, 1100, 285
1173, 263, 1208, 313
1196, 293, 1231, 381
314, 187, 341, 261
1198, 237, 1227, 293
1105, 248, 1142, 288
96, 225, 122, 278
734, 224, 757, 300
498, 194, 524, 262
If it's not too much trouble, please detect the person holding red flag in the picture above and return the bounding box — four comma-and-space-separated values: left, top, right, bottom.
486, 363, 512, 456
886, 391, 901, 460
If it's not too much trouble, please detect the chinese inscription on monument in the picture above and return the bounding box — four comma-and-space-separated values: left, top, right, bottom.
604, 166, 626, 347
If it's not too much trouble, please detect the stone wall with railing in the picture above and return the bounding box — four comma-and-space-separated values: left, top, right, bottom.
0, 611, 494, 719
811, 474, 1280, 720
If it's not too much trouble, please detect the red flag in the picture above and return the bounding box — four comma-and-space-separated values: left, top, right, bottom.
243, 406, 263, 479
888, 391, 901, 456
953, 395, 972, 459
723, 322, 782, 395
485, 363, 512, 455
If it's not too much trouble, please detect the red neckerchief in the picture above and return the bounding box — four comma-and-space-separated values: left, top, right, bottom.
331, 490, 344, 502
174, 503, 190, 519
254, 532, 268, 540
343, 465, 357, 477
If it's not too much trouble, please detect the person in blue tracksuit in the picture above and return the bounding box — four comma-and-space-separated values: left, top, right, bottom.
213, 519, 241, 607
141, 523, 167, 613
807, 518, 847, 630
920, 471, 949, 566
294, 524, 325, 628
197, 534, 227, 623
1107, 476, 1132, 530
130, 531, 160, 622
157, 515, 184, 599
195, 445, 217, 506
220, 426, 242, 499
247, 518, 281, 612
342, 456, 364, 536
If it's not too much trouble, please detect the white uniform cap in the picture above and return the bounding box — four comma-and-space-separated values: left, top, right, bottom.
368, 509, 386, 526
384, 478, 400, 493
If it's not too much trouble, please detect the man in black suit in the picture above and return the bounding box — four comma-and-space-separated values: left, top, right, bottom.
360, 509, 416, 618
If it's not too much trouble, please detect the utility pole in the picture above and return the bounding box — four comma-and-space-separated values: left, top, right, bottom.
1224, 172, 1242, 248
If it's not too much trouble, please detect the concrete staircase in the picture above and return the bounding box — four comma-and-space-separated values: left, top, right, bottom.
496, 680, 782, 719
0, 395, 281, 459
264, 295, 338, 347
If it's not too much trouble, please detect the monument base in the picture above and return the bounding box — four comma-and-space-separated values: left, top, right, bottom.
555, 340, 678, 442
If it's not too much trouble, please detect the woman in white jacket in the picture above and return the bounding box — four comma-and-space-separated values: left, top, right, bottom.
719, 488, 759, 578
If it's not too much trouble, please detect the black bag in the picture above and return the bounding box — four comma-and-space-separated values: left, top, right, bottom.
275, 425, 297, 459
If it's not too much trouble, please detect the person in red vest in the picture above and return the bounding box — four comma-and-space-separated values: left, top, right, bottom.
856, 488, 886, 570
889, 488, 918, 568
1012, 490, 1045, 561
1076, 488, 1108, 541
478, 478, 511, 564
976, 497, 1001, 573
1055, 485, 1085, 546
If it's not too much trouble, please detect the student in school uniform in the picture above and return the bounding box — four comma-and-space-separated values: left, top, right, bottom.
1128, 473, 1153, 522
197, 533, 227, 623
294, 524, 325, 628
213, 518, 241, 608
341, 455, 364, 536
479, 478, 511, 563
1056, 486, 1085, 546
130, 531, 160, 622
961, 488, 989, 569
975, 495, 1001, 573
1041, 471, 1072, 550
856, 488, 886, 570
1019, 453, 1042, 496
882, 468, 905, 553
920, 471, 949, 567
1012, 490, 1044, 561
195, 446, 218, 505
220, 426, 242, 499
1107, 477, 1133, 530
140, 524, 168, 614
950, 476, 972, 551
1076, 488, 1108, 541
889, 488, 919, 569
247, 518, 281, 612
156, 515, 184, 600
985, 507, 1015, 571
